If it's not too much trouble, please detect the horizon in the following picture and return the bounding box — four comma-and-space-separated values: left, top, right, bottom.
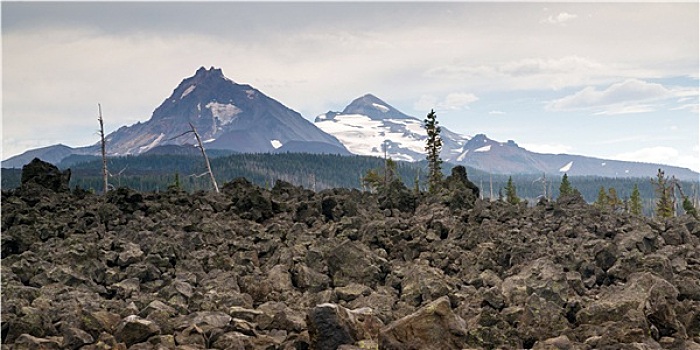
2, 2, 698, 172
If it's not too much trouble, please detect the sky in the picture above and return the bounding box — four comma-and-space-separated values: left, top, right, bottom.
2, 2, 699, 172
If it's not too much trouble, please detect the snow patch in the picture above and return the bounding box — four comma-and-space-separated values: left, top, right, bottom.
315, 114, 426, 158
601, 162, 606, 166
372, 103, 390, 113
270, 140, 282, 149
559, 161, 574, 172
457, 150, 469, 162
138, 133, 165, 152
475, 145, 491, 152
203, 138, 216, 144
181, 85, 196, 99
245, 90, 256, 99
206, 102, 242, 125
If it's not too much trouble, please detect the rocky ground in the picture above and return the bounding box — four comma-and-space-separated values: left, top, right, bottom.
2, 159, 700, 350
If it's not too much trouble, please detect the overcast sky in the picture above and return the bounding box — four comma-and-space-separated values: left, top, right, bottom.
2, 2, 699, 172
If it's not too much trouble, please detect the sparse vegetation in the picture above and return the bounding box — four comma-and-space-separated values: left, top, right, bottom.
424, 109, 443, 194
505, 176, 520, 205
653, 168, 674, 218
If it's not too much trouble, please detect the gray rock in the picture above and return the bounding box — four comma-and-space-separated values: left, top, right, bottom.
114, 315, 161, 346
327, 240, 388, 288
307, 303, 375, 350
14, 334, 62, 350
380, 296, 467, 350
62, 327, 95, 350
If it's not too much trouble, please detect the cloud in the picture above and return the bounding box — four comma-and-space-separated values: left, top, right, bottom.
541, 12, 578, 25
546, 79, 692, 114
671, 104, 699, 114
413, 93, 478, 112
442, 93, 479, 110
611, 146, 700, 172
425, 56, 616, 90
488, 110, 506, 115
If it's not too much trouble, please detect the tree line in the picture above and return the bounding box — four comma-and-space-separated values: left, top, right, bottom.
2, 108, 697, 219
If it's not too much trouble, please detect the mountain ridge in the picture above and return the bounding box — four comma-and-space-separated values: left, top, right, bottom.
3, 67, 698, 181
314, 95, 698, 181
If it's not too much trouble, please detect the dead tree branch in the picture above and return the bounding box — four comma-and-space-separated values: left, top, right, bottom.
188, 123, 219, 193
98, 104, 109, 194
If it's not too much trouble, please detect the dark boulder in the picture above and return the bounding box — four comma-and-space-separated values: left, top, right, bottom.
20, 158, 71, 193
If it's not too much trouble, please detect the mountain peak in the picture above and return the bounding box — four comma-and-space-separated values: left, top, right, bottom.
341, 94, 412, 120
191, 66, 229, 84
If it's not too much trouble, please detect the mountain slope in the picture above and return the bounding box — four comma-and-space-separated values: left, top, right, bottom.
315, 96, 698, 181
314, 94, 469, 162
454, 134, 699, 180
103, 67, 348, 155
3, 67, 349, 168
1, 144, 86, 169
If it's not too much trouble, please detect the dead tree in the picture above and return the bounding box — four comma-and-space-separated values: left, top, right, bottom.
189, 123, 219, 193
98, 104, 109, 194
169, 124, 219, 192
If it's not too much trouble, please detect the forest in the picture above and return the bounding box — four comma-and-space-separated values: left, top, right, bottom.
2, 152, 698, 217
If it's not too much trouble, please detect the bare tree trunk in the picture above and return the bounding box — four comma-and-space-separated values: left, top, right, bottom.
189, 122, 219, 193
542, 173, 547, 199
98, 104, 109, 194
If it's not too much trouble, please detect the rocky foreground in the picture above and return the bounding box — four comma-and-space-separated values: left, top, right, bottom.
2, 160, 700, 350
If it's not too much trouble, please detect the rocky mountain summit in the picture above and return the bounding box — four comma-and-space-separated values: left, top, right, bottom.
101, 67, 348, 156
2, 67, 349, 168
2, 159, 700, 349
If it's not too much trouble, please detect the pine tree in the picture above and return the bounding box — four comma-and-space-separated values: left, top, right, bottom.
629, 183, 643, 215
682, 196, 698, 219
558, 173, 575, 198
594, 186, 608, 209
168, 172, 182, 191
607, 187, 621, 211
653, 169, 674, 218
362, 158, 397, 193
505, 176, 520, 205
362, 169, 382, 192
424, 109, 443, 194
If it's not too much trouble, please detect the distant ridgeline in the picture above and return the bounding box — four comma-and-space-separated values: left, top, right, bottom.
2, 152, 697, 216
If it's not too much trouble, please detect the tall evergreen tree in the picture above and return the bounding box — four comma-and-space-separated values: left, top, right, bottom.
653, 169, 674, 218
607, 187, 622, 211
558, 173, 575, 198
594, 186, 608, 209
505, 176, 520, 205
629, 183, 643, 215
424, 109, 443, 194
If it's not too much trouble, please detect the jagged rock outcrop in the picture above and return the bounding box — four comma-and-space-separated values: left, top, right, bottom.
2, 167, 700, 349
20, 157, 71, 192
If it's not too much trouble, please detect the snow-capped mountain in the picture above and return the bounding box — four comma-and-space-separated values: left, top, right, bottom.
314, 95, 699, 181
3, 67, 349, 168
3, 69, 698, 181
314, 94, 470, 162
103, 67, 348, 155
